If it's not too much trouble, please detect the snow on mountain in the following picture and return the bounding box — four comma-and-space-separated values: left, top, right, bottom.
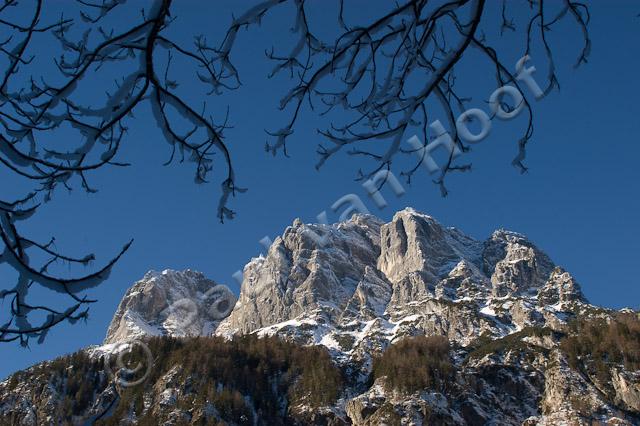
215, 207, 589, 362
101, 208, 594, 367
100, 208, 592, 355
104, 269, 236, 345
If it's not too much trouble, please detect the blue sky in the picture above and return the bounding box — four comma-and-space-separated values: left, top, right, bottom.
1, 1, 639, 379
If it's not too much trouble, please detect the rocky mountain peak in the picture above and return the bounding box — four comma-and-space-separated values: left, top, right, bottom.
214, 208, 594, 362
104, 268, 236, 345
483, 228, 556, 298
378, 208, 483, 298
538, 266, 587, 306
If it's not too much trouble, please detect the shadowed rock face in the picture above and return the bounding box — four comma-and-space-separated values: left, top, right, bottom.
216, 213, 385, 335
104, 269, 236, 344
483, 229, 556, 298
3, 208, 638, 426
538, 267, 587, 306
378, 210, 472, 286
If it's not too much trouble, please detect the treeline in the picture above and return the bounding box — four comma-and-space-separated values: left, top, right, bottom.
465, 327, 555, 362
3, 335, 342, 425
372, 335, 453, 394
98, 335, 343, 425
5, 351, 108, 423
560, 312, 640, 384
5, 334, 456, 424
9, 313, 638, 424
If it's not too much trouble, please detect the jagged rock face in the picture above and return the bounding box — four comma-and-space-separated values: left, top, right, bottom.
217, 214, 384, 335
538, 267, 587, 306
377, 212, 454, 284
537, 351, 625, 424
483, 230, 556, 298
612, 369, 640, 412
104, 269, 236, 344
218, 208, 584, 356
378, 211, 484, 304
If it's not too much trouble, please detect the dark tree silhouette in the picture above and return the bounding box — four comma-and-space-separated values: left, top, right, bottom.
0, 0, 590, 345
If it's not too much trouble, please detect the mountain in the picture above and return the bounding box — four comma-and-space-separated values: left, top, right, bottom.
104, 269, 236, 345
1, 208, 638, 425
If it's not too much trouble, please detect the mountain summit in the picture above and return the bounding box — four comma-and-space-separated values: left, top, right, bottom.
104, 269, 236, 345
1, 208, 638, 425
217, 208, 588, 364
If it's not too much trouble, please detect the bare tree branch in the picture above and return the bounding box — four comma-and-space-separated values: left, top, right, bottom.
0, 0, 591, 345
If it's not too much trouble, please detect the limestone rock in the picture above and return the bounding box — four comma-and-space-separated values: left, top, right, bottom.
104, 269, 235, 344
